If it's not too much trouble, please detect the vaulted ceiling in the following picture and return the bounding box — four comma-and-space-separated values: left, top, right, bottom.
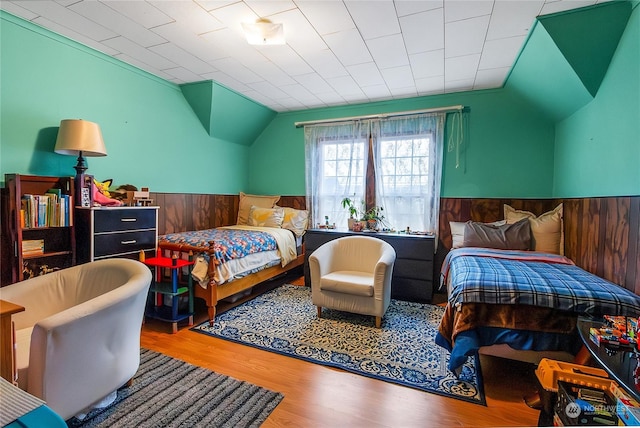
1, 0, 616, 112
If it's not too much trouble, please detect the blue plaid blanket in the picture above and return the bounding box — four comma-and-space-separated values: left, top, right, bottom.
442, 248, 640, 317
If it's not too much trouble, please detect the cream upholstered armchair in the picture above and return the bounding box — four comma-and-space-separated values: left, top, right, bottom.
0, 258, 151, 420
309, 235, 396, 328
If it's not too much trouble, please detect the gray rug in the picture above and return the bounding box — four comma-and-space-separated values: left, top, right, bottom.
194, 284, 485, 405
67, 349, 283, 427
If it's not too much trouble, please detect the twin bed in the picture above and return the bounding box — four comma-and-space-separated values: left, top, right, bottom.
436, 204, 640, 374
157, 193, 308, 325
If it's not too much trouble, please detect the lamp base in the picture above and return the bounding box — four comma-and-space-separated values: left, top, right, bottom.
73, 151, 88, 176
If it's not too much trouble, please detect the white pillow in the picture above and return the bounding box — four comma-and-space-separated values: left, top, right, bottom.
504, 203, 564, 255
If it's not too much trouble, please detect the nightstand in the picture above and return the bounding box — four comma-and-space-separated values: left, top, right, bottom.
75, 206, 158, 263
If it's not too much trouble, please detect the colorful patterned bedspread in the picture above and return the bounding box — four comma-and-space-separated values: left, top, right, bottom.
442, 248, 640, 317
159, 228, 277, 265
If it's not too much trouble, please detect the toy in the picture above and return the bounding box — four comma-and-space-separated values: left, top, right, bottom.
93, 178, 113, 197
91, 179, 123, 206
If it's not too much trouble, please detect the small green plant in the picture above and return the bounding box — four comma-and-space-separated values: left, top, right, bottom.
341, 197, 363, 219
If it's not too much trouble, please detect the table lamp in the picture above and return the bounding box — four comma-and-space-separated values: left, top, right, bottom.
54, 119, 107, 207
54, 119, 106, 175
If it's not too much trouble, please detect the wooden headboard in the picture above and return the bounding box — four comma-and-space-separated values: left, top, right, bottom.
151, 192, 638, 294
438, 197, 639, 294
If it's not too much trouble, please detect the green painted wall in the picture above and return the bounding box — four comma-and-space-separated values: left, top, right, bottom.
553, 4, 640, 197
0, 12, 249, 194
249, 88, 556, 198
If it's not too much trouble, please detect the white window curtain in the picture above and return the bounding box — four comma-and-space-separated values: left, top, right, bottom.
371, 113, 445, 234
304, 121, 369, 228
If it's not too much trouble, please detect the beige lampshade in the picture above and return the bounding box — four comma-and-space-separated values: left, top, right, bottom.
54, 119, 107, 157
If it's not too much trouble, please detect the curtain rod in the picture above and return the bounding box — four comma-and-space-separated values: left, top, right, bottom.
294, 105, 464, 128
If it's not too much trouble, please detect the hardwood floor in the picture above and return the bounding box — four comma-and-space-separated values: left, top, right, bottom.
140, 275, 542, 427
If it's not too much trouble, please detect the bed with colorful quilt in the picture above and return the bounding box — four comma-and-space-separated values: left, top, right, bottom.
158, 194, 309, 325
435, 247, 640, 375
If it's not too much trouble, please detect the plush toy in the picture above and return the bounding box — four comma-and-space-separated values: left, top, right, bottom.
92, 178, 123, 206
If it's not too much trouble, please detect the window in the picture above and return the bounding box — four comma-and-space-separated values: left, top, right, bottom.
305, 112, 446, 233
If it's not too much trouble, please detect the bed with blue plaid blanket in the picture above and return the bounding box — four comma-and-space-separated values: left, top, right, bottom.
436, 248, 640, 374
442, 248, 640, 317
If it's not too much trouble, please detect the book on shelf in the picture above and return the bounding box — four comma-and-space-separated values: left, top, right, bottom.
21, 191, 72, 228
22, 239, 44, 255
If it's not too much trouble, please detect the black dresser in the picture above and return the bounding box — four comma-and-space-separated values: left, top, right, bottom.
304, 229, 435, 303
75, 206, 158, 263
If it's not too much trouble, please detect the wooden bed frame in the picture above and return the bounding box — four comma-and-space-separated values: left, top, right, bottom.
158, 241, 304, 325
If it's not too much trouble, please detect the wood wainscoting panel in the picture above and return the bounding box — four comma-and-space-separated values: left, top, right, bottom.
439, 196, 639, 292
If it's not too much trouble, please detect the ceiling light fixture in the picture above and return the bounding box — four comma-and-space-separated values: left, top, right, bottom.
241, 18, 285, 46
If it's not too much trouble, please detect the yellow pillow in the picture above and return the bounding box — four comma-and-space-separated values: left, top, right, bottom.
237, 192, 280, 225
278, 206, 309, 237
247, 206, 284, 228
504, 203, 564, 255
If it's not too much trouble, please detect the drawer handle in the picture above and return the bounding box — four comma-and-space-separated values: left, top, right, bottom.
121, 218, 137, 222
121, 240, 137, 245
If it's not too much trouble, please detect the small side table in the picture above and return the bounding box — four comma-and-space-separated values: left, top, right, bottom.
1, 300, 25, 384
143, 255, 194, 333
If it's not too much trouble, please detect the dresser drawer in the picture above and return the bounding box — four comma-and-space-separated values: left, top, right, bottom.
94, 230, 156, 258
94, 209, 156, 233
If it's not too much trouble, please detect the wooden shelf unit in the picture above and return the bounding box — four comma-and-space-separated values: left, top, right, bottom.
1, 174, 76, 286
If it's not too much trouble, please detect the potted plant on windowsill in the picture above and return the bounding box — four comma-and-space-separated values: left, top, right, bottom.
362, 205, 385, 231
341, 197, 363, 231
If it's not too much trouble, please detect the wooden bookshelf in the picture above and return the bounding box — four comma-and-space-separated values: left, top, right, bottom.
1, 174, 76, 286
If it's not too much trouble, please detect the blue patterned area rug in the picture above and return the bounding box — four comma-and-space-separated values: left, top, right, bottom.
193, 284, 485, 405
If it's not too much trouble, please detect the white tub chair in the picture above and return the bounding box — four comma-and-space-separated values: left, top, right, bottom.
0, 258, 151, 420
309, 235, 396, 328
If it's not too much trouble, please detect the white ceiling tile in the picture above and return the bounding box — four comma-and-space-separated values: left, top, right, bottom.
211, 57, 263, 83
199, 27, 266, 64
366, 34, 408, 70
540, 0, 596, 16
445, 54, 480, 82
247, 81, 290, 100
248, 62, 297, 86
445, 15, 491, 58
326, 75, 366, 97
15, 0, 116, 41
409, 50, 444, 80
346, 62, 385, 88
390, 86, 418, 98
113, 53, 173, 80
361, 84, 392, 101
395, 0, 443, 17
69, 1, 167, 48
200, 71, 251, 92
152, 23, 227, 63
102, 36, 177, 70
400, 8, 445, 55
148, 0, 224, 35
274, 8, 327, 52
323, 28, 372, 67
445, 78, 475, 93
474, 66, 510, 89
2, 1, 39, 20
444, 0, 494, 23
257, 45, 313, 76
100, 1, 173, 29
196, 1, 238, 12
162, 66, 204, 82
297, 49, 349, 79
295, 1, 354, 35
380, 66, 414, 89
344, 0, 400, 40
149, 43, 215, 75
415, 75, 445, 95
478, 36, 525, 70
314, 91, 347, 106
294, 73, 333, 93
31, 16, 120, 55
207, 1, 258, 37
244, 0, 296, 18
487, 0, 543, 40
